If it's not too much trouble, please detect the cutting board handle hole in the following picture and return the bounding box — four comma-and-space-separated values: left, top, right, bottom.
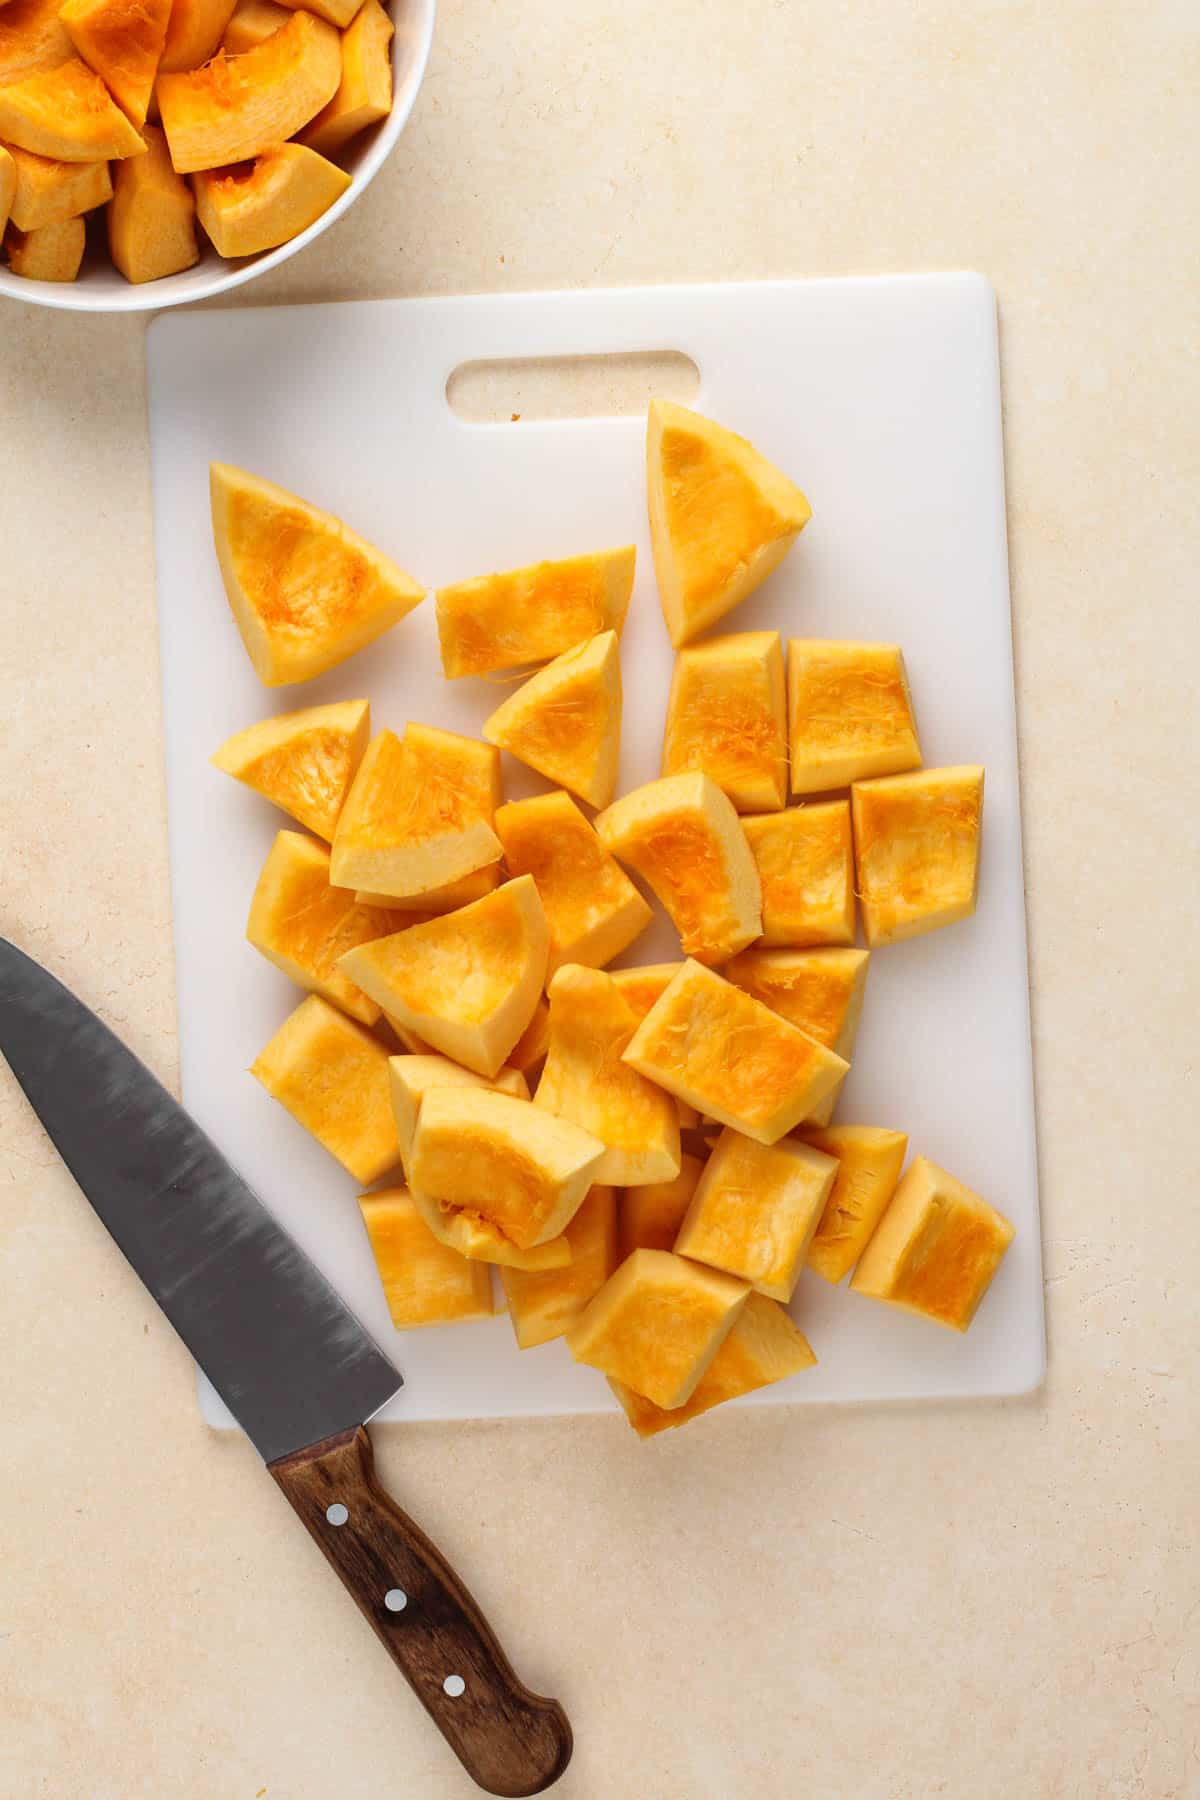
445, 350, 700, 425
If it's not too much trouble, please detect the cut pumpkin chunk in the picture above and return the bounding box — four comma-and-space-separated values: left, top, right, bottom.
0, 0, 74, 86
246, 830, 400, 1025
272, 0, 363, 28
159, 0, 236, 69
494, 790, 651, 976
741, 802, 855, 948
566, 1247, 749, 1410
622, 960, 848, 1146
251, 993, 401, 1184
0, 58, 146, 159
221, 0, 288, 52
436, 545, 635, 679
411, 1189, 572, 1272
209, 462, 423, 686
788, 640, 921, 794
355, 864, 500, 914
359, 1187, 493, 1329
500, 1185, 618, 1349
505, 995, 549, 1076
107, 121, 197, 280
851, 765, 984, 946
4, 210, 84, 276
59, 0, 170, 127
850, 1155, 1014, 1331
484, 630, 622, 810
5, 142, 111, 230
158, 12, 340, 173
330, 724, 502, 901
193, 140, 349, 257
211, 698, 369, 841
662, 630, 787, 812
298, 0, 390, 156
609, 962, 697, 1129
675, 1127, 836, 1302
647, 398, 811, 647
609, 1292, 816, 1437
410, 1086, 605, 1253
535, 965, 680, 1187
797, 1124, 908, 1285
618, 1151, 704, 1256
0, 148, 14, 234
596, 771, 761, 966
339, 875, 549, 1078
387, 1052, 528, 1177
724, 945, 868, 1127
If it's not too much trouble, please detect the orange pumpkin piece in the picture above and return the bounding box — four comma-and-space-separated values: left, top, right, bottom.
675, 1126, 836, 1302
436, 546, 635, 680
193, 141, 349, 257
158, 0, 236, 69
741, 802, 855, 948
220, 0, 287, 51
797, 1124, 909, 1285
157, 12, 340, 174
787, 640, 921, 794
0, 148, 14, 234
851, 765, 984, 946
0, 0, 74, 85
494, 790, 651, 976
0, 57, 147, 159
299, 0, 390, 157
608, 962, 698, 1129
251, 993, 401, 1184
272, 0, 363, 27
850, 1155, 1014, 1331
618, 1151, 704, 1256
4, 210, 84, 277
662, 630, 787, 812
484, 630, 622, 810
59, 0, 171, 127
500, 1185, 618, 1349
211, 698, 369, 841
566, 1248, 749, 1410
107, 121, 197, 280
209, 462, 423, 686
647, 399, 811, 647
358, 1187, 493, 1329
609, 1292, 816, 1438
723, 945, 869, 1128
5, 142, 111, 229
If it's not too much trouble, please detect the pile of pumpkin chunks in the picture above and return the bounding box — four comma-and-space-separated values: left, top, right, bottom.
208, 400, 1015, 1439
0, 0, 393, 283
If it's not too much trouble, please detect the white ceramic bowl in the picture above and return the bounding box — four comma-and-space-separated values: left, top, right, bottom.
0, 0, 435, 313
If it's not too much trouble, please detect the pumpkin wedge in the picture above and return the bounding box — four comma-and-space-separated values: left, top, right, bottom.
500, 1185, 618, 1349
409, 1086, 605, 1252
566, 1247, 749, 1410
107, 122, 197, 280
299, 0, 390, 157
647, 398, 811, 647
675, 1127, 836, 1302
741, 802, 855, 949
330, 725, 502, 901
4, 211, 84, 277
850, 1155, 1014, 1332
359, 1187, 493, 1329
535, 965, 681, 1187
724, 945, 869, 1128
411, 1190, 571, 1273
251, 993, 401, 1184
787, 640, 921, 794
797, 1124, 909, 1285
158, 12, 340, 174
339, 875, 549, 1078
484, 630, 622, 810
356, 864, 500, 914
436, 545, 635, 679
622, 959, 848, 1146
618, 1151, 704, 1256
209, 463, 423, 686
609, 1292, 816, 1438
271, 0, 364, 29
596, 771, 761, 966
0, 58, 147, 159
494, 790, 651, 976
0, 148, 13, 235
387, 1052, 529, 1177
662, 630, 787, 812
221, 0, 288, 51
159, 0, 236, 69
246, 830, 400, 1025
0, 0, 74, 85
851, 765, 984, 946
5, 142, 111, 230
59, 0, 171, 127
211, 698, 369, 841
193, 140, 349, 257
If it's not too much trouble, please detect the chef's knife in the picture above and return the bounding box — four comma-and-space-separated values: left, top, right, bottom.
0, 936, 572, 1798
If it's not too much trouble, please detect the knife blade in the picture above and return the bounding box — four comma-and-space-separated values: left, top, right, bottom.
0, 936, 571, 1798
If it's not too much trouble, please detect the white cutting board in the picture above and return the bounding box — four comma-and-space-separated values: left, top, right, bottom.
146, 275, 1044, 1429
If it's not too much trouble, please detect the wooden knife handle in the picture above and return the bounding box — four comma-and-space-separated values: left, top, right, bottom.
270, 1425, 572, 1797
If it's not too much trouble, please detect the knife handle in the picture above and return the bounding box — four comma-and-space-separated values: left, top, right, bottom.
269, 1425, 571, 1798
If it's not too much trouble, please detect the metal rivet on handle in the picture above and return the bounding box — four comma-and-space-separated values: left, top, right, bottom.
325, 1502, 349, 1526
385, 1588, 408, 1613
443, 1674, 466, 1698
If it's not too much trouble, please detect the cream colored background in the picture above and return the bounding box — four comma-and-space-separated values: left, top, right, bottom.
2, 2, 1198, 1796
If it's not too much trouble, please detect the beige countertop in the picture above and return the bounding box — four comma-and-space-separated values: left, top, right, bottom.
2, 3, 1197, 1796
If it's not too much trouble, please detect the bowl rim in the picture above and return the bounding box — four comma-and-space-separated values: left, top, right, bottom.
0, 0, 436, 315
